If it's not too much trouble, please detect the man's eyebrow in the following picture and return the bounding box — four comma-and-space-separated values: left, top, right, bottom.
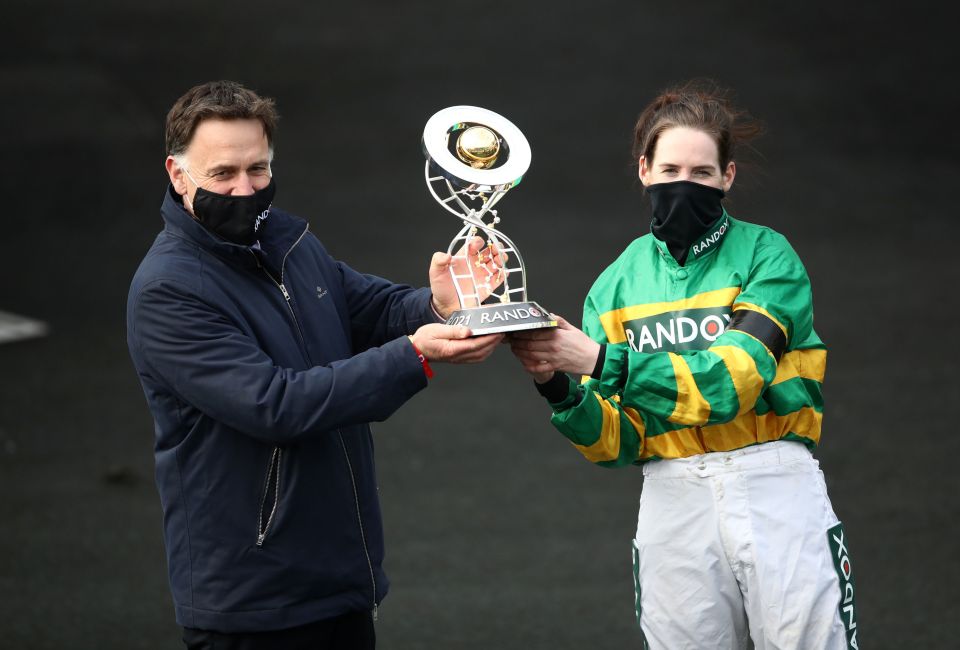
205, 163, 238, 174
203, 160, 270, 175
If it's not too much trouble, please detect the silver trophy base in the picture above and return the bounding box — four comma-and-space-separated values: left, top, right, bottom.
444, 301, 557, 336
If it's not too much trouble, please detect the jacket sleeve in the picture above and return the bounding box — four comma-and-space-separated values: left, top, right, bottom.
128, 278, 429, 445
549, 230, 814, 465
336, 260, 440, 352
543, 296, 647, 468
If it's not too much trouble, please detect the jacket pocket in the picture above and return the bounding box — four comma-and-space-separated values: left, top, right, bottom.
256, 447, 283, 547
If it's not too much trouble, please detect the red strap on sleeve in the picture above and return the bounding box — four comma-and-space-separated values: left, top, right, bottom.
408, 338, 434, 379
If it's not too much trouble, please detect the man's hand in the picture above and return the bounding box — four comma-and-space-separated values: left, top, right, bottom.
429, 236, 509, 318
410, 323, 503, 364
508, 315, 601, 377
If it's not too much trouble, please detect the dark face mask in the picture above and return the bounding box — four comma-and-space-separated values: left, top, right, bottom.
189, 177, 277, 246
647, 180, 724, 265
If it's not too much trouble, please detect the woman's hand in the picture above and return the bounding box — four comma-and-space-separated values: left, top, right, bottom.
508, 315, 601, 378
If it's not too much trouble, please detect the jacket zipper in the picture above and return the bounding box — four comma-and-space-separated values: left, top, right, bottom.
252, 227, 310, 548
256, 447, 283, 546
252, 228, 308, 548
256, 227, 377, 618
337, 429, 379, 621
264, 226, 311, 361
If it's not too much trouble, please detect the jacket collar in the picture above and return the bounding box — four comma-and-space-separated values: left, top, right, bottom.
652, 209, 732, 267
160, 185, 309, 277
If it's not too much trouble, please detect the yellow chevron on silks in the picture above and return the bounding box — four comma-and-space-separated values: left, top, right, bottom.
640, 407, 823, 460
622, 405, 645, 440
710, 345, 765, 416
727, 329, 778, 363
771, 349, 827, 386
599, 287, 742, 343
666, 353, 711, 426
573, 394, 623, 463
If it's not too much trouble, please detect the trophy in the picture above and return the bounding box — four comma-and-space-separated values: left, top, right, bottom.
422, 106, 557, 335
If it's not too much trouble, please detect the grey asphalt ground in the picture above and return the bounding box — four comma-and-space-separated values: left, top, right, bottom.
1, 2, 957, 648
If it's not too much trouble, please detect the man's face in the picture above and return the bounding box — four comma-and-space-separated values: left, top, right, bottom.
166, 118, 272, 216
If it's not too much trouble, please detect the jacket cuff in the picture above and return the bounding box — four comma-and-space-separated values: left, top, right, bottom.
590, 344, 606, 380
534, 372, 569, 403
406, 288, 441, 333
428, 295, 447, 323
390, 336, 431, 392
534, 373, 580, 410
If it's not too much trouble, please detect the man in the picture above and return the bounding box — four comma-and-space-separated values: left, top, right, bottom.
127, 80, 503, 649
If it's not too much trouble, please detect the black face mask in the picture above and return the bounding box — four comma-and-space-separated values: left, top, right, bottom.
647, 180, 724, 265
190, 178, 277, 246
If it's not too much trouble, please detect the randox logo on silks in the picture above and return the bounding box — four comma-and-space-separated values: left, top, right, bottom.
689, 213, 730, 261
828, 522, 859, 649
623, 306, 732, 353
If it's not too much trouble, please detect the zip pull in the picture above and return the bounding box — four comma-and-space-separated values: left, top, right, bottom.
279, 283, 291, 301
372, 603, 378, 622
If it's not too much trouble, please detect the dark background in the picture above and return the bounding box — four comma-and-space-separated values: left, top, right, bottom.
1, 2, 957, 648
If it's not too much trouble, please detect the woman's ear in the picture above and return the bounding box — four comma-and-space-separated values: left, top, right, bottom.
722, 161, 736, 193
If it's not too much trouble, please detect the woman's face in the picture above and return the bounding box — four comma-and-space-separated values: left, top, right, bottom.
639, 126, 735, 192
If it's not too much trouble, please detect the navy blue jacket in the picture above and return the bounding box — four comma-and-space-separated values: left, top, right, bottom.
127, 187, 435, 632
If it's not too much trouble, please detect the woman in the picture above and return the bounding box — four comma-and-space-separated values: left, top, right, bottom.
510, 81, 858, 649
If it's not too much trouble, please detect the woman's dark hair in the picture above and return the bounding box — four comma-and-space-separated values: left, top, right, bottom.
165, 80, 279, 157
632, 79, 763, 170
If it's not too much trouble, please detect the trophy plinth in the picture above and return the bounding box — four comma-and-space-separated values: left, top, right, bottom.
422, 106, 556, 336
445, 301, 556, 335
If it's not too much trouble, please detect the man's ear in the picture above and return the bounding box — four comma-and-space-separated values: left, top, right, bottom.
166, 156, 187, 196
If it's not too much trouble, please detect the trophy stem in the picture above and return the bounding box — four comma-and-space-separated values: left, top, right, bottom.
424, 161, 510, 226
